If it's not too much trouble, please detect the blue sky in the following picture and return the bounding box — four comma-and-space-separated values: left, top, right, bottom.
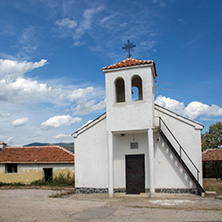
0, 0, 222, 146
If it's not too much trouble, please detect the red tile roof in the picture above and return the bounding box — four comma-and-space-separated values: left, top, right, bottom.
202, 149, 222, 162
0, 146, 74, 163
102, 58, 157, 77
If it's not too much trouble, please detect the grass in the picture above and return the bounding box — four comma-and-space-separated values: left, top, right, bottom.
30, 172, 75, 187
0, 182, 25, 187
203, 178, 222, 195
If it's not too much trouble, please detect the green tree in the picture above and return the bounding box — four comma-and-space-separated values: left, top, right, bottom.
202, 122, 222, 151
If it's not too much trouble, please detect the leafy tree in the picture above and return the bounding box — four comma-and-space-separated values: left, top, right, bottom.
202, 122, 222, 151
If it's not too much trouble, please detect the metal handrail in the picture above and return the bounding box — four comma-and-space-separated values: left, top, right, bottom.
159, 117, 200, 181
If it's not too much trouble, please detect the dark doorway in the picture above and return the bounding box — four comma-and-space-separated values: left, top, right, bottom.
126, 154, 145, 194
43, 168, 53, 182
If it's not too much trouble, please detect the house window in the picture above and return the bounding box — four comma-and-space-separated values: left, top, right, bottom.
130, 142, 139, 149
131, 75, 143, 100
115, 77, 125, 102
5, 164, 18, 173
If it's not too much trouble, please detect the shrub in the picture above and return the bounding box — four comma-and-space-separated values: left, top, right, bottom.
30, 172, 75, 187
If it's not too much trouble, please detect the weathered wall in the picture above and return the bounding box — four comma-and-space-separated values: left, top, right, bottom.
0, 163, 74, 184
75, 117, 108, 188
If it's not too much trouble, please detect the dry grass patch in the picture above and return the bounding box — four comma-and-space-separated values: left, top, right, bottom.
203, 179, 222, 195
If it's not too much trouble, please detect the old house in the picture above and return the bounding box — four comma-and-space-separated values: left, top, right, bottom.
202, 149, 222, 179
72, 58, 204, 197
0, 142, 74, 184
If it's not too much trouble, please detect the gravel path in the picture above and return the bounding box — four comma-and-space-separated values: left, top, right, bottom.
0, 189, 221, 222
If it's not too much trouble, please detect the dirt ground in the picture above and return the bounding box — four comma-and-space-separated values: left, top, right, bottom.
0, 189, 222, 222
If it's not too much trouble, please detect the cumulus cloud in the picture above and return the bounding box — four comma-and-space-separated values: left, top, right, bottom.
155, 95, 185, 115
41, 115, 82, 129
155, 95, 222, 120
73, 99, 106, 115
12, 117, 29, 127
0, 59, 47, 80
67, 86, 94, 101
0, 77, 53, 103
55, 18, 77, 29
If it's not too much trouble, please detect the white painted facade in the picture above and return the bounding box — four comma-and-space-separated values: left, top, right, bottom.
73, 59, 204, 196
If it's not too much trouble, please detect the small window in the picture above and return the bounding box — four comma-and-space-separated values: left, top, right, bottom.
130, 142, 139, 149
131, 75, 143, 100
115, 78, 125, 102
5, 164, 18, 173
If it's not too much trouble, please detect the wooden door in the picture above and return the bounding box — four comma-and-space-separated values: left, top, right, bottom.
126, 154, 145, 194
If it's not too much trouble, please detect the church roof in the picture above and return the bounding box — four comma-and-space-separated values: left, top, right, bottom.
202, 149, 222, 162
102, 58, 157, 77
0, 145, 74, 163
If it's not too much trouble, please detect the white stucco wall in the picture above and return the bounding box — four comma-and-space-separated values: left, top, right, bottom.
105, 65, 155, 132
154, 132, 196, 189
74, 106, 203, 191
74, 117, 108, 188
113, 132, 149, 189
154, 105, 203, 187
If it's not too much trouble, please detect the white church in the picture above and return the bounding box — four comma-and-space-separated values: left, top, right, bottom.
72, 57, 204, 197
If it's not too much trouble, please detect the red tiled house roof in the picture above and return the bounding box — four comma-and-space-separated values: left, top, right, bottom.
102, 58, 157, 77
0, 146, 74, 163
202, 149, 222, 162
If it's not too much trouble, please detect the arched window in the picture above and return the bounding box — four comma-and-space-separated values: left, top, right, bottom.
131, 75, 143, 100
115, 77, 125, 102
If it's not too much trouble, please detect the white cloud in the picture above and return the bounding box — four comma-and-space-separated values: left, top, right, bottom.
73, 99, 106, 115
91, 100, 106, 111
41, 115, 82, 129
0, 112, 11, 117
55, 18, 77, 29
67, 86, 94, 101
0, 77, 53, 103
52, 134, 71, 139
17, 26, 39, 59
155, 95, 222, 120
184, 101, 210, 119
73, 5, 104, 43
0, 59, 47, 80
155, 95, 185, 115
12, 117, 29, 127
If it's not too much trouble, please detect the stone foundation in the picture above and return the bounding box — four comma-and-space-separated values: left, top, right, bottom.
75, 187, 198, 195
155, 188, 198, 194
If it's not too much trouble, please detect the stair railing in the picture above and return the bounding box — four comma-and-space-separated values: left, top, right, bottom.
159, 117, 200, 182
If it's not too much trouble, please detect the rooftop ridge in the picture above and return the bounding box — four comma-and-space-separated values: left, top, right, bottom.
0, 145, 74, 163
5, 145, 61, 149
102, 58, 157, 77
57, 145, 74, 156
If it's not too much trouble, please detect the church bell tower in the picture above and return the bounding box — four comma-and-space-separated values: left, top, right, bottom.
102, 58, 157, 132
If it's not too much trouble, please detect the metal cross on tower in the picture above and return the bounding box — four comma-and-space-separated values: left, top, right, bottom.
122, 39, 136, 58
